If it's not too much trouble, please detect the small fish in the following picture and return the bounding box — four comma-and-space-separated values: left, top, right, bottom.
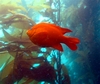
27, 23, 80, 51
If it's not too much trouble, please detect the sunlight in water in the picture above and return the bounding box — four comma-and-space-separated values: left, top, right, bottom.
40, 48, 47, 52
0, 29, 4, 37
0, 63, 6, 71
0, 27, 12, 37
32, 63, 40, 68
38, 53, 43, 57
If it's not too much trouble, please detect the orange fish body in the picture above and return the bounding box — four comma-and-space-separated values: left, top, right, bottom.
27, 23, 80, 51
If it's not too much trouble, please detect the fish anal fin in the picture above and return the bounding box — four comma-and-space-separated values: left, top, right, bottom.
52, 43, 63, 51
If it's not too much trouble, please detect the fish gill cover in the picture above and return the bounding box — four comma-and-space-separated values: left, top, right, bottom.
0, 0, 99, 84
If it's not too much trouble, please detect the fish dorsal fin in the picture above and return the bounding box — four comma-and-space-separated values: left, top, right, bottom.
60, 28, 72, 34
47, 23, 72, 34
38, 23, 72, 34
52, 43, 63, 51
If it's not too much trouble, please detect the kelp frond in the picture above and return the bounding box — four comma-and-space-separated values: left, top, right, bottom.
28, 0, 51, 12
61, 5, 78, 21
0, 0, 11, 4
1, 11, 35, 29
0, 3, 26, 16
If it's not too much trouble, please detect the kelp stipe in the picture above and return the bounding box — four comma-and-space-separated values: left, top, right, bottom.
51, 0, 71, 83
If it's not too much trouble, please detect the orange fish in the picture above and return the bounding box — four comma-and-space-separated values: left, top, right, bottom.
27, 23, 80, 51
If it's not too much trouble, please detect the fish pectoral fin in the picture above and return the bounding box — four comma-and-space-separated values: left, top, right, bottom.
52, 43, 63, 51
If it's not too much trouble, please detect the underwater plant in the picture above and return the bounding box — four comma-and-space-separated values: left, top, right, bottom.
0, 11, 35, 29
0, 3, 26, 16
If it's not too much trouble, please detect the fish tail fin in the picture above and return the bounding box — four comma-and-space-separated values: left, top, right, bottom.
62, 36, 80, 50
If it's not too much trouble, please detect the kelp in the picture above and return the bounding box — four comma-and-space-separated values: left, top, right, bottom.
0, 53, 56, 84
29, 4, 50, 12
0, 60, 14, 81
28, 0, 56, 20
0, 0, 11, 5
18, 78, 38, 84
0, 51, 14, 82
2, 24, 31, 43
0, 51, 14, 66
0, 42, 40, 57
1, 11, 35, 29
60, 5, 79, 26
0, 40, 70, 84
2, 29, 17, 41
0, 33, 54, 83
31, 0, 47, 7
0, 3, 26, 16
3, 30, 41, 53
62, 64, 71, 84
61, 5, 78, 19
0, 0, 21, 4
32, 0, 58, 23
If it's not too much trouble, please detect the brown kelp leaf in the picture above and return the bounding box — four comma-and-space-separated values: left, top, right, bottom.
41, 4, 50, 9
2, 28, 30, 42
27, 45, 40, 52
61, 5, 78, 26
40, 8, 57, 18
17, 78, 33, 84
9, 29, 22, 38
8, 51, 17, 58
0, 3, 26, 16
30, 52, 39, 58
62, 64, 71, 84
28, 5, 43, 11
11, 21, 32, 29
29, 0, 50, 12
32, 0, 47, 6
1, 11, 35, 29
0, 0, 21, 4
19, 78, 37, 84
20, 57, 45, 68
50, 56, 57, 66
0, 37, 9, 42
2, 29, 16, 41
10, 40, 32, 45
29, 4, 50, 12
17, 59, 56, 83
0, 56, 11, 73
8, 10, 35, 24
0, 60, 14, 81
18, 41, 34, 48
30, 80, 39, 84
0, 42, 4, 46
0, 51, 13, 67
0, 0, 11, 4
21, 30, 30, 39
